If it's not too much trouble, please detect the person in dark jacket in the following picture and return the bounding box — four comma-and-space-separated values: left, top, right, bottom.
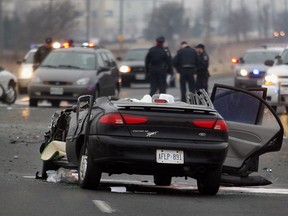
195, 44, 210, 92
173, 41, 199, 102
145, 36, 172, 96
33, 37, 54, 70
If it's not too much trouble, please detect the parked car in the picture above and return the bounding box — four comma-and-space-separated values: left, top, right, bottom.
0, 66, 17, 104
28, 47, 120, 107
262, 47, 288, 112
17, 49, 36, 93
233, 47, 284, 88
119, 48, 175, 87
39, 84, 283, 195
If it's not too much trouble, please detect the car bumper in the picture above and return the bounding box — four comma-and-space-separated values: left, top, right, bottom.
18, 79, 30, 88
264, 84, 288, 105
235, 76, 264, 87
88, 135, 228, 176
29, 84, 95, 101
121, 73, 150, 83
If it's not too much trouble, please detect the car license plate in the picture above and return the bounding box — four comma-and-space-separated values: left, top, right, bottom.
281, 86, 288, 95
156, 149, 184, 164
50, 87, 63, 95
257, 79, 263, 85
136, 74, 145, 80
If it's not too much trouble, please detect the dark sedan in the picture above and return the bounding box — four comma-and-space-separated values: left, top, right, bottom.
28, 47, 120, 107
39, 85, 283, 195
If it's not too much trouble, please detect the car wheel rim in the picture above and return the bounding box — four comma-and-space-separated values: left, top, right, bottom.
79, 154, 88, 181
5, 86, 16, 103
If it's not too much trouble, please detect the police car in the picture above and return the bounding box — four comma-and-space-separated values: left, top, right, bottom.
262, 47, 288, 112
233, 47, 284, 88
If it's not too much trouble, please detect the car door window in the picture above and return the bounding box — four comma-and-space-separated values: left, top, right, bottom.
100, 53, 110, 67
210, 84, 283, 170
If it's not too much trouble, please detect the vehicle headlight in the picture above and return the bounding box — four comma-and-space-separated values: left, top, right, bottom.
76, 77, 90, 85
240, 69, 248, 76
119, 65, 131, 73
31, 75, 41, 84
19, 67, 33, 79
264, 74, 278, 85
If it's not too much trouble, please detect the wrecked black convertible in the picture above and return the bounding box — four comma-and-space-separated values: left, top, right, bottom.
39, 84, 283, 195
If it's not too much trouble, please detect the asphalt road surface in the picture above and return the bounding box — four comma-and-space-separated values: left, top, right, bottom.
1, 74, 288, 216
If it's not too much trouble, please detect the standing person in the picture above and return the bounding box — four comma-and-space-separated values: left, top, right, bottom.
195, 44, 210, 92
173, 41, 199, 102
145, 36, 172, 96
33, 37, 54, 70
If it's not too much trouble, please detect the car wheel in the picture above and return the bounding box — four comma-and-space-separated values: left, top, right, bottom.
18, 86, 27, 94
122, 79, 131, 87
51, 100, 60, 107
93, 88, 100, 101
29, 99, 38, 107
115, 82, 120, 97
197, 167, 222, 195
78, 144, 102, 189
4, 83, 17, 104
41, 160, 60, 180
169, 79, 176, 88
153, 175, 172, 186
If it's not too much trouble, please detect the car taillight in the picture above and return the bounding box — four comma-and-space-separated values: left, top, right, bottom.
192, 119, 228, 132
213, 119, 228, 131
99, 113, 148, 125
99, 113, 124, 125
192, 119, 216, 129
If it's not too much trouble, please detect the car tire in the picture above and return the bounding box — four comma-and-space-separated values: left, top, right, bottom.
51, 100, 60, 107
18, 86, 27, 94
41, 160, 60, 180
29, 99, 38, 107
169, 79, 176, 88
197, 167, 222, 195
93, 87, 100, 101
3, 83, 17, 104
78, 144, 102, 189
153, 175, 172, 186
122, 79, 131, 87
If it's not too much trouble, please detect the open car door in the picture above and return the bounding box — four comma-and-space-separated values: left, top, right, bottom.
210, 84, 284, 186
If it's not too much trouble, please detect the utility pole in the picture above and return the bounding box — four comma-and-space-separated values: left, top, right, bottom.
0, 0, 3, 57
86, 0, 90, 41
49, 0, 53, 36
118, 0, 124, 50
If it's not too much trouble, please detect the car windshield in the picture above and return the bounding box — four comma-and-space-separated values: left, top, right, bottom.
25, 51, 36, 63
243, 51, 280, 64
123, 49, 148, 61
41, 51, 96, 70
279, 50, 288, 64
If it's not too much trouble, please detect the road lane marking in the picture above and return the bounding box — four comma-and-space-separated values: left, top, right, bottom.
92, 200, 116, 213
221, 187, 288, 195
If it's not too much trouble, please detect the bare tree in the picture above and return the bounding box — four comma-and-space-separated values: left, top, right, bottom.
224, 6, 252, 42
23, 0, 80, 44
143, 2, 188, 43
201, 0, 213, 45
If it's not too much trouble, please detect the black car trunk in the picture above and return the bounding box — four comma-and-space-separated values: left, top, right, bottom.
116, 104, 227, 142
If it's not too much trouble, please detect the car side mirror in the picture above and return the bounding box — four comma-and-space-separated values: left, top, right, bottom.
239, 57, 244, 64
264, 59, 274, 67
98, 66, 110, 73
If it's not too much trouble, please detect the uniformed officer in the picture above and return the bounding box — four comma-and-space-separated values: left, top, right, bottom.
195, 44, 210, 92
173, 41, 199, 102
145, 36, 172, 96
33, 37, 54, 70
